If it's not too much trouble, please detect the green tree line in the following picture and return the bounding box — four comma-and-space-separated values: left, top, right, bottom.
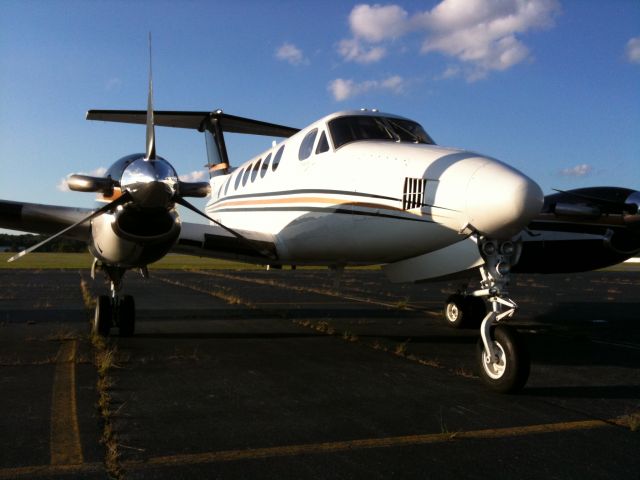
0, 233, 87, 253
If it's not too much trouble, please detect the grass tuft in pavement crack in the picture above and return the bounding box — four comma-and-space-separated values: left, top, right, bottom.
80, 276, 124, 479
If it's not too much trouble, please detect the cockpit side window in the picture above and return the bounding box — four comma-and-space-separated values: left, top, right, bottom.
298, 129, 318, 161
315, 131, 329, 154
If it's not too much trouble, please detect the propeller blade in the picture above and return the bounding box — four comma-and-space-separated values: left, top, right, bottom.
174, 196, 275, 259
67, 174, 115, 194
7, 192, 131, 263
178, 181, 210, 198
145, 33, 156, 160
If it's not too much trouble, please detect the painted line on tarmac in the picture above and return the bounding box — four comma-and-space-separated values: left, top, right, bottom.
121, 418, 612, 470
49, 340, 83, 466
1, 418, 629, 477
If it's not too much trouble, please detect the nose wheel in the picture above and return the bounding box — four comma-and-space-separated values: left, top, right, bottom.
91, 265, 136, 337
476, 324, 529, 393
92, 294, 136, 337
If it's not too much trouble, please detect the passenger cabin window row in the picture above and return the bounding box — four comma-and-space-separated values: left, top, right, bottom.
217, 114, 431, 198
223, 144, 285, 196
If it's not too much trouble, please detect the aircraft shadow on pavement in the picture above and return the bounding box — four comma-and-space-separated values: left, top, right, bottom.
131, 332, 324, 340
531, 301, 640, 325
524, 384, 640, 400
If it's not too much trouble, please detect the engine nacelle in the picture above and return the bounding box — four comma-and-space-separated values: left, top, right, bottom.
89, 207, 181, 267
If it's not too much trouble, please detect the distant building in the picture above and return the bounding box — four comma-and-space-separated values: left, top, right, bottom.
0, 246, 11, 252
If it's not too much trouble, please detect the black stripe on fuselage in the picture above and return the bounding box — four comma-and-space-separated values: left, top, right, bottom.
209, 188, 459, 212
210, 205, 435, 224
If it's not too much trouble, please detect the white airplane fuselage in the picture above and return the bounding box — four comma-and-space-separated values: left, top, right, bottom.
205, 111, 542, 266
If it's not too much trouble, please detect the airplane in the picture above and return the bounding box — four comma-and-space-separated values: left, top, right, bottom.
1, 69, 639, 394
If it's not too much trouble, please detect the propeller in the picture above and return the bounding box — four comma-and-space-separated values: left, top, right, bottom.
8, 34, 274, 263
551, 187, 640, 239
7, 192, 131, 262
67, 174, 116, 195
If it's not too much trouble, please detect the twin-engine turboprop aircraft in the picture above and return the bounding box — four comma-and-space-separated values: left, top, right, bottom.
1, 73, 639, 394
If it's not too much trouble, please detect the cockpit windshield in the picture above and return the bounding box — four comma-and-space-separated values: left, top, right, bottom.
328, 115, 435, 149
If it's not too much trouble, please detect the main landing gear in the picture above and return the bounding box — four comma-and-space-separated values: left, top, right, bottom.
91, 264, 136, 337
444, 237, 530, 393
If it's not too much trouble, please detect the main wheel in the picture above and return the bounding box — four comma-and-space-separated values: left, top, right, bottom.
118, 295, 135, 337
476, 324, 530, 393
444, 294, 467, 328
93, 295, 112, 337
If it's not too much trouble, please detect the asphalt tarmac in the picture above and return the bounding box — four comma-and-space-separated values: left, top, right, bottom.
0, 268, 638, 479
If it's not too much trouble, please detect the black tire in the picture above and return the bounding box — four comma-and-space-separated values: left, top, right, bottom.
118, 295, 136, 337
476, 324, 530, 393
444, 294, 467, 328
93, 295, 112, 337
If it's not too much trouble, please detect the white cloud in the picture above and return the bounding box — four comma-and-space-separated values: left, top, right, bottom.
328, 75, 406, 101
349, 4, 410, 42
179, 170, 206, 182
419, 0, 559, 80
560, 164, 592, 177
337, 1, 560, 79
626, 36, 640, 64
57, 167, 108, 192
275, 43, 307, 65
338, 38, 386, 64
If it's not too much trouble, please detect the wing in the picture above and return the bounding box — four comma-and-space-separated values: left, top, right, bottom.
0, 199, 93, 240
172, 221, 278, 263
86, 110, 300, 138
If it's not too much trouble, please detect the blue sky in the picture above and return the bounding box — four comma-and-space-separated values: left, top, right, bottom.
1, 0, 639, 230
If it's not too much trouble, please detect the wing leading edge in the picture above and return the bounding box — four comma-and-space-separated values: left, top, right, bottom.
0, 200, 93, 240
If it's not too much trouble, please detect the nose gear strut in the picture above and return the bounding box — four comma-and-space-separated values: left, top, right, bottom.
470, 236, 530, 393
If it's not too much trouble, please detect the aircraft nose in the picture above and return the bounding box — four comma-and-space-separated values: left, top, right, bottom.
465, 161, 543, 239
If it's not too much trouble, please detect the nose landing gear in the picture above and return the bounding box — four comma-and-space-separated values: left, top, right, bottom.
472, 237, 529, 393
444, 237, 530, 392
91, 265, 136, 337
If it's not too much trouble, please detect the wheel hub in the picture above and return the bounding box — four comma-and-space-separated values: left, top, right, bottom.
481, 341, 506, 379
446, 303, 459, 322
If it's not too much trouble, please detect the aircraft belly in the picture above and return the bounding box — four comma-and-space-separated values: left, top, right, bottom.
275, 211, 459, 264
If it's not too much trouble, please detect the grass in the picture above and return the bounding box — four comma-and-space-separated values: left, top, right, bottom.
0, 252, 384, 270
0, 252, 260, 270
